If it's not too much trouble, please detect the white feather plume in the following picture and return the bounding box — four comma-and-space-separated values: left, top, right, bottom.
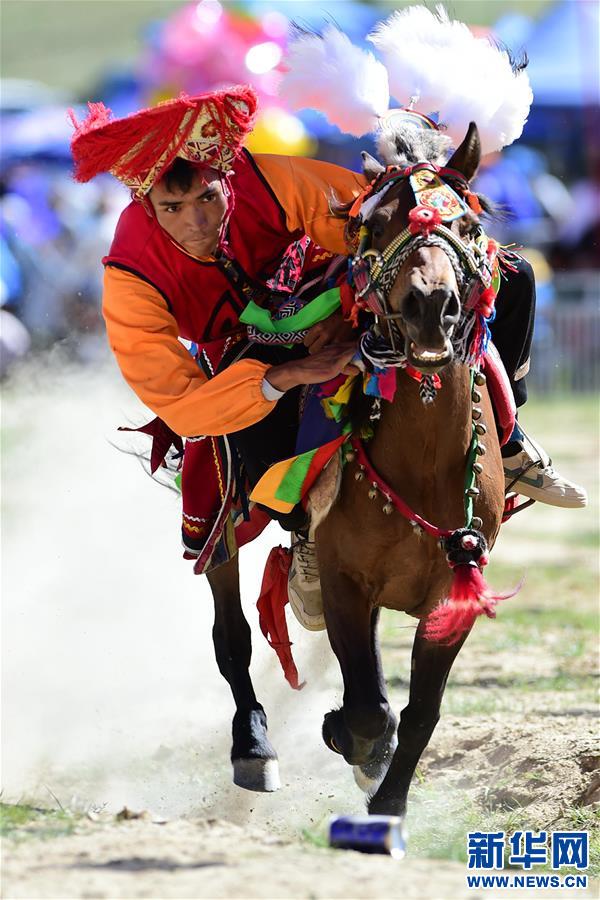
368, 5, 533, 154
280, 26, 389, 136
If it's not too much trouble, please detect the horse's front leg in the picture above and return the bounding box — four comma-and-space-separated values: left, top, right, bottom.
320, 569, 397, 780
207, 554, 279, 792
368, 624, 469, 816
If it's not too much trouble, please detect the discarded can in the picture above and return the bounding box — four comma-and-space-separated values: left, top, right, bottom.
329, 815, 407, 859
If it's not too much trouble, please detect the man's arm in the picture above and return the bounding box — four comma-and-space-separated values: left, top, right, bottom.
103, 267, 279, 437
103, 268, 358, 434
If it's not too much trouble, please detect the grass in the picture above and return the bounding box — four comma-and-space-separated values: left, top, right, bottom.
2, 393, 597, 880
1, 0, 554, 95
1, 0, 180, 95
405, 785, 600, 877
299, 794, 600, 877
0, 802, 77, 842
301, 826, 330, 851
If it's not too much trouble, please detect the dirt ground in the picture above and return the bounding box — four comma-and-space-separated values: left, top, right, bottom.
2, 713, 597, 900
2, 367, 598, 899
0, 816, 523, 900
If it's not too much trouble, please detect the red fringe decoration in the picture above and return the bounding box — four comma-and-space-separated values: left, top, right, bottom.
423, 563, 519, 645
486, 238, 499, 258
349, 299, 368, 328
70, 86, 258, 188
67, 101, 112, 136
405, 364, 442, 390
502, 493, 519, 522
476, 285, 497, 319
256, 546, 305, 691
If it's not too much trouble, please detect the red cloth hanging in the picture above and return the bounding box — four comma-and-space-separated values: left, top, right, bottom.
256, 546, 305, 691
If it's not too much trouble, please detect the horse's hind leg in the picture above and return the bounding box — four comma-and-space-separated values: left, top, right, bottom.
207, 554, 279, 792
368, 624, 469, 816
321, 570, 397, 774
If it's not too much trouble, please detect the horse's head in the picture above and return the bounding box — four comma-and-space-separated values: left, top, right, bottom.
353, 122, 487, 373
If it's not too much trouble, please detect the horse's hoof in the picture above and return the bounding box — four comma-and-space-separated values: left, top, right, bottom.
353, 765, 382, 793
353, 726, 398, 793
232, 757, 280, 792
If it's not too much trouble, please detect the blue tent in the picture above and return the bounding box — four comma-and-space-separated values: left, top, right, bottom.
242, 0, 381, 43
521, 0, 599, 106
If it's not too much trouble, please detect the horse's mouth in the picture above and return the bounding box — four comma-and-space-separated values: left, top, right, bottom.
406, 338, 454, 372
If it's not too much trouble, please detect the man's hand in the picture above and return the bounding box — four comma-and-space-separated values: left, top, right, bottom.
265, 342, 359, 392
303, 308, 356, 355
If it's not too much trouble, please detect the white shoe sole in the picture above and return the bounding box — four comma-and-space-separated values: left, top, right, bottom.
287, 586, 326, 632
506, 480, 588, 509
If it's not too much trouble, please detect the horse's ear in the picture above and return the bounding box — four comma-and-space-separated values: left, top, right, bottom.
361, 151, 385, 182
446, 122, 481, 183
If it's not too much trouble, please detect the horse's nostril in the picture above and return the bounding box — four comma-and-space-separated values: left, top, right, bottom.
442, 291, 460, 325
403, 287, 424, 323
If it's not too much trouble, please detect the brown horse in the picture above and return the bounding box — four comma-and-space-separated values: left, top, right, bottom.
206, 123, 506, 814
316, 122, 506, 816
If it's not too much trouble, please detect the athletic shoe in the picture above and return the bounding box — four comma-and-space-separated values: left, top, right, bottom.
503, 432, 587, 509
287, 530, 326, 631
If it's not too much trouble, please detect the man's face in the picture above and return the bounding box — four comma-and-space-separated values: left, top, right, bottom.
150, 169, 228, 257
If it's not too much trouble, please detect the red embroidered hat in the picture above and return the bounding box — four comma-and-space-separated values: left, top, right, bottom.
69, 86, 258, 198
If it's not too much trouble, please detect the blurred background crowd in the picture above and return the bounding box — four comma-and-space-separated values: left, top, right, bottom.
1, 0, 598, 390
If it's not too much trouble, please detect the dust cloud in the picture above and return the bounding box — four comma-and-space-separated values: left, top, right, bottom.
1, 355, 364, 830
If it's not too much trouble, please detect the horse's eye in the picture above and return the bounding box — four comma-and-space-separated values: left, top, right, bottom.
370, 219, 386, 239
460, 218, 479, 239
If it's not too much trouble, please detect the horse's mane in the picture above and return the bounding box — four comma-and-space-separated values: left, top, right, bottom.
376, 124, 451, 168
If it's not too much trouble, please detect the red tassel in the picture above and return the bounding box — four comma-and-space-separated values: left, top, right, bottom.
466, 191, 483, 215
349, 298, 367, 328
423, 563, 519, 645
476, 285, 497, 318
256, 546, 305, 691
502, 494, 519, 522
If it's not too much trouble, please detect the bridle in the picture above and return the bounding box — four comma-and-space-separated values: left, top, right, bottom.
348, 162, 497, 361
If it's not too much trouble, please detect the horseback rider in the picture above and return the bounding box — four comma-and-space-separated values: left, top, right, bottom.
70, 87, 586, 632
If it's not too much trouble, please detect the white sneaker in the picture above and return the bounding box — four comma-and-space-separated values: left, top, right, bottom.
287, 531, 326, 632
503, 432, 587, 509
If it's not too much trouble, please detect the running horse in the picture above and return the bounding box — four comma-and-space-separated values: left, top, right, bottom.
207, 122, 507, 816
316, 121, 506, 816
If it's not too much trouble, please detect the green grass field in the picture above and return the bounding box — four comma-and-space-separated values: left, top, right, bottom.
2, 0, 553, 96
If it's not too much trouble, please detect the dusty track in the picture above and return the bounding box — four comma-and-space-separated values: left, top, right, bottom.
3, 710, 597, 900
2, 363, 598, 898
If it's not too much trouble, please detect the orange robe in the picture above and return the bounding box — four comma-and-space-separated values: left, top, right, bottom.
102, 153, 365, 437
